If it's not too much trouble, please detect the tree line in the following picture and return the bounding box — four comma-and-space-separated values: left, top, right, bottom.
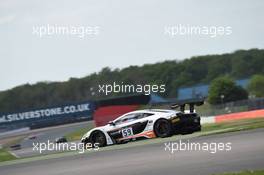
1, 48, 264, 112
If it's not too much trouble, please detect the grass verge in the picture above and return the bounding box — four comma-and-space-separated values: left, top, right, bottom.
0, 149, 17, 162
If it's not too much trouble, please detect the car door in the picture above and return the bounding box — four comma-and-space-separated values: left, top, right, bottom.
115, 113, 140, 138
107, 113, 150, 140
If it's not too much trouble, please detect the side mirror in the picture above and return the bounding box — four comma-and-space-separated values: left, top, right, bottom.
108, 121, 116, 126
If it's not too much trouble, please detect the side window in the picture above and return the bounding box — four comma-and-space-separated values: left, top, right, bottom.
114, 113, 153, 125
134, 113, 153, 119
115, 114, 136, 125
141, 113, 154, 118
144, 113, 154, 117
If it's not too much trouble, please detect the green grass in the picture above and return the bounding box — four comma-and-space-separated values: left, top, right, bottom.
65, 121, 94, 141
0, 149, 17, 162
214, 170, 264, 175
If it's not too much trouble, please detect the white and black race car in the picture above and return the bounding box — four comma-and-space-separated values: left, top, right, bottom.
81, 107, 201, 147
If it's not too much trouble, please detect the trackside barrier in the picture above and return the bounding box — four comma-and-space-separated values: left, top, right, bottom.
201, 116, 216, 124
215, 109, 264, 123
201, 109, 264, 124
93, 105, 140, 127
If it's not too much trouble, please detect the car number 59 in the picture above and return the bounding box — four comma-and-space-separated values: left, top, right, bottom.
122, 127, 133, 137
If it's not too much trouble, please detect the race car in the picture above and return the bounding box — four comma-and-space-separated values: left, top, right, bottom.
81, 107, 201, 147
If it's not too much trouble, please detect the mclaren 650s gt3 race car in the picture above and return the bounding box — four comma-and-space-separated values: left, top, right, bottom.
81, 105, 202, 147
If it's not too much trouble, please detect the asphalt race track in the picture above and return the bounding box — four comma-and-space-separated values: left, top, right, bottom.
20, 121, 91, 149
1, 128, 264, 175
3, 121, 92, 158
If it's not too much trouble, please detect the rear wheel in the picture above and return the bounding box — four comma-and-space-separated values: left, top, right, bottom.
154, 119, 173, 138
90, 131, 106, 147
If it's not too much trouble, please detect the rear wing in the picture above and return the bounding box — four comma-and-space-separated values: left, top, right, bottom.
170, 99, 204, 113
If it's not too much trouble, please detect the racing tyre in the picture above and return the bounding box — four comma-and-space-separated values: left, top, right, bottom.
90, 131, 106, 147
154, 119, 173, 138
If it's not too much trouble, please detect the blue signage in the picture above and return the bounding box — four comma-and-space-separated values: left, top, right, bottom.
0, 101, 95, 125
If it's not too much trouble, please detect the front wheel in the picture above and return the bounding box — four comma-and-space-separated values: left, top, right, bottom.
90, 131, 106, 147
154, 119, 173, 138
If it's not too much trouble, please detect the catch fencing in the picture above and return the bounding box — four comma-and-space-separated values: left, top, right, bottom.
199, 98, 264, 117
